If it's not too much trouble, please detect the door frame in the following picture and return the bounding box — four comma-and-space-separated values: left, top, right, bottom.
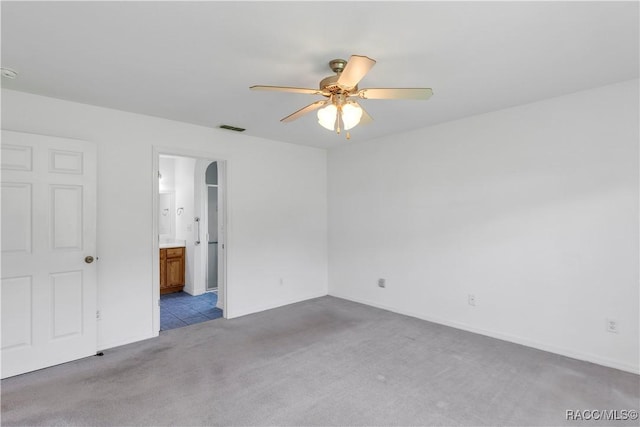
151, 146, 228, 335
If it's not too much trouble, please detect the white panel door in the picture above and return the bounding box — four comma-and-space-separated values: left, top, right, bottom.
1, 130, 97, 379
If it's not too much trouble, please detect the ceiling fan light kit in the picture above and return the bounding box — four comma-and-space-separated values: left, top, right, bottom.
317, 94, 363, 133
250, 55, 433, 139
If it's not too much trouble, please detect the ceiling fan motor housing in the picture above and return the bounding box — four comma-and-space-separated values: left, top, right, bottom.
320, 59, 356, 95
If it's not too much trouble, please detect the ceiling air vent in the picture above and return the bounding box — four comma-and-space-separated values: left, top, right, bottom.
219, 124, 246, 132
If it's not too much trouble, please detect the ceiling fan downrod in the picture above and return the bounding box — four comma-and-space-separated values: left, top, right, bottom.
329, 59, 347, 74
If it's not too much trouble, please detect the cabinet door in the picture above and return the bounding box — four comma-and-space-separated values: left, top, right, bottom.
160, 249, 167, 288
166, 257, 183, 286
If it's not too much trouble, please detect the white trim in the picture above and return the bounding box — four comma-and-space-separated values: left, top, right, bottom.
328, 291, 640, 375
151, 147, 161, 337
97, 333, 156, 352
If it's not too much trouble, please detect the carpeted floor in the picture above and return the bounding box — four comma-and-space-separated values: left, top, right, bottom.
1, 296, 638, 426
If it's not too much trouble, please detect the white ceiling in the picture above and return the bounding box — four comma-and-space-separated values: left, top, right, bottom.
2, 1, 638, 148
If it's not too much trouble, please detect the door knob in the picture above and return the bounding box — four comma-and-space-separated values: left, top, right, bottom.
84, 256, 95, 264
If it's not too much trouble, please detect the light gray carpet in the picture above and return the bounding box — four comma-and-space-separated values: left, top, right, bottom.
1, 296, 638, 426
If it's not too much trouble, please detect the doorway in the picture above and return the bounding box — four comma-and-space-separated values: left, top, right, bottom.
152, 149, 227, 334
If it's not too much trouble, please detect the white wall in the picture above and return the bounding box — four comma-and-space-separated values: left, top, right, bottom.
158, 157, 175, 194
158, 156, 176, 241
173, 156, 196, 293
2, 89, 328, 350
328, 79, 639, 373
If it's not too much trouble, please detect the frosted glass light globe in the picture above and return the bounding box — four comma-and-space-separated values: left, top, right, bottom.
341, 103, 363, 130
317, 104, 337, 130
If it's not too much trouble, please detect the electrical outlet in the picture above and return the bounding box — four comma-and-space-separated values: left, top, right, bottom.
96, 310, 101, 320
279, 278, 284, 286
468, 294, 476, 306
378, 278, 386, 288
606, 318, 618, 333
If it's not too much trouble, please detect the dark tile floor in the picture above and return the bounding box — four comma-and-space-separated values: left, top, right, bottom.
160, 291, 223, 331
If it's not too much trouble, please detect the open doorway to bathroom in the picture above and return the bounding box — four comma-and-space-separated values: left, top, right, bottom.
153, 151, 227, 333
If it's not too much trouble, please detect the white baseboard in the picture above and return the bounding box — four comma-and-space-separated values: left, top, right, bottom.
329, 291, 639, 375
98, 332, 156, 352
227, 292, 328, 319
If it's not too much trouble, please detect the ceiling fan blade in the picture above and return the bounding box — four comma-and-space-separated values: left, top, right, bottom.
250, 85, 324, 95
337, 55, 376, 90
357, 88, 433, 100
281, 100, 328, 123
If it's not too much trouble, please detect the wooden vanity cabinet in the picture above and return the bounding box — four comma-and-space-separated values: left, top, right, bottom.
160, 249, 167, 288
160, 247, 185, 294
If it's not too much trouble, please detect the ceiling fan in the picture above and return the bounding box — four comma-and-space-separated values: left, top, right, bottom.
250, 55, 433, 139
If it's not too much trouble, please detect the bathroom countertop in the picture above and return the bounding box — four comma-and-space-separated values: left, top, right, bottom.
159, 240, 186, 249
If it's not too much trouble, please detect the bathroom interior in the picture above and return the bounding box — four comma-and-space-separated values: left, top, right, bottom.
158, 155, 223, 331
